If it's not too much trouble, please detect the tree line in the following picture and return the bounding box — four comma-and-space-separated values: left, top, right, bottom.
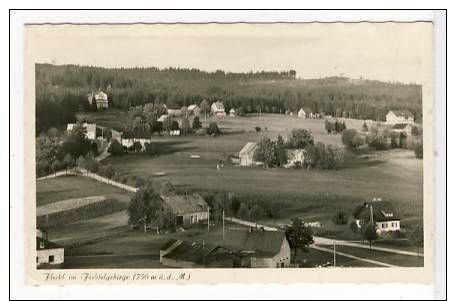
35, 63, 422, 133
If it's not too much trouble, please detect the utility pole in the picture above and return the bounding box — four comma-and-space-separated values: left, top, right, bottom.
333, 240, 336, 267
207, 206, 210, 232
222, 210, 225, 240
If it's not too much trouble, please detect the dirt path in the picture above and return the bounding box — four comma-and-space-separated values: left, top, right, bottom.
310, 245, 397, 267
313, 236, 423, 257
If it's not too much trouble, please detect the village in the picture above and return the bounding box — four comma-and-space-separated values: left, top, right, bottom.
36, 90, 424, 270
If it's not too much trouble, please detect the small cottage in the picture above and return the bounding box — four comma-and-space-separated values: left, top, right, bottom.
229, 108, 236, 117
67, 123, 97, 140
354, 200, 401, 233
211, 101, 226, 116
391, 123, 413, 136
36, 229, 64, 269
239, 142, 258, 166
298, 107, 313, 119
386, 110, 414, 124
161, 193, 209, 228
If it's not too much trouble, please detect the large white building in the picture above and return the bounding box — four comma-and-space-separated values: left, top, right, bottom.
211, 101, 226, 116
88, 91, 109, 109
385, 110, 414, 124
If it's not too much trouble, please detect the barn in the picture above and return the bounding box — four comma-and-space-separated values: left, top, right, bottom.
161, 193, 209, 228
223, 228, 291, 268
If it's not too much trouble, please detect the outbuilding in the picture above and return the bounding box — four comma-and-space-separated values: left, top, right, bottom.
161, 193, 209, 228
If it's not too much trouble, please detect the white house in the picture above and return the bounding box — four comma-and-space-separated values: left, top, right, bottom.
211, 101, 226, 116
87, 91, 109, 109
239, 142, 258, 166
161, 193, 209, 228
354, 200, 401, 233
36, 229, 64, 269
229, 108, 236, 117
298, 107, 313, 119
224, 228, 291, 268
67, 123, 97, 140
386, 110, 414, 124
391, 123, 413, 136
187, 104, 200, 117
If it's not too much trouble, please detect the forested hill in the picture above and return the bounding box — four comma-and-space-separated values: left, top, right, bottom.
35, 63, 422, 133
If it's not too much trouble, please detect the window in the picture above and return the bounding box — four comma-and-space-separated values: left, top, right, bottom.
36, 257, 38, 263
49, 255, 54, 263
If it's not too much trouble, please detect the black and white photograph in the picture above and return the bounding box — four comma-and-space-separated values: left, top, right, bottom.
29, 21, 432, 272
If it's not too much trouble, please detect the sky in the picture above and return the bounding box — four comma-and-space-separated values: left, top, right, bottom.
25, 23, 433, 84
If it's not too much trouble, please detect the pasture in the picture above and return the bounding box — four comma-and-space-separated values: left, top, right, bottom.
36, 175, 133, 206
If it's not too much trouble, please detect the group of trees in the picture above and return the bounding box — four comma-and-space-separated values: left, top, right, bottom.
36, 124, 99, 177
253, 129, 344, 170
36, 64, 423, 134
324, 120, 347, 134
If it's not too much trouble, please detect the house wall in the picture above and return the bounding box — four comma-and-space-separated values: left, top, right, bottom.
376, 220, 401, 233
162, 258, 201, 268
240, 154, 254, 166
298, 110, 306, 118
386, 112, 414, 124
37, 248, 64, 267
181, 210, 208, 228
272, 238, 291, 268
250, 257, 274, 268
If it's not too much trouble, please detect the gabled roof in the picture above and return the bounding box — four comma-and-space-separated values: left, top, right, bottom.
157, 114, 168, 122
162, 240, 229, 264
36, 237, 63, 251
161, 193, 208, 215
299, 107, 312, 113
389, 110, 414, 118
355, 201, 400, 222
230, 108, 236, 113
160, 239, 178, 251
188, 104, 199, 111
239, 142, 257, 156
211, 101, 225, 111
392, 123, 411, 130
223, 229, 287, 257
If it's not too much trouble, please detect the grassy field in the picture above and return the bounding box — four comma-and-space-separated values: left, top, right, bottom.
36, 175, 134, 206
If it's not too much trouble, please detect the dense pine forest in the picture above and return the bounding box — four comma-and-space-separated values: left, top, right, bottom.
35, 63, 422, 134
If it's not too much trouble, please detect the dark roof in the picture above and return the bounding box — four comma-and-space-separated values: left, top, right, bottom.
355, 201, 400, 222
392, 123, 411, 130
36, 237, 63, 251
161, 193, 209, 215
160, 239, 178, 251
122, 130, 152, 139
223, 229, 287, 257
162, 240, 225, 264
390, 110, 414, 118
301, 107, 312, 112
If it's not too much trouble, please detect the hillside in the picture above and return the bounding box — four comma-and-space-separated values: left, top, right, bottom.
35, 64, 422, 133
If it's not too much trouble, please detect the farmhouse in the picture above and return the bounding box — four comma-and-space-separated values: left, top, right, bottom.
187, 104, 200, 117
386, 110, 414, 124
239, 142, 258, 166
87, 91, 109, 109
391, 123, 413, 135
285, 149, 309, 168
121, 131, 152, 151
298, 107, 313, 119
161, 193, 209, 228
36, 229, 64, 269
211, 101, 226, 116
224, 228, 291, 268
160, 240, 235, 268
67, 123, 97, 140
354, 200, 401, 233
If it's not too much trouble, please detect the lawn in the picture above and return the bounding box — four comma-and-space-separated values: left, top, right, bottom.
36, 175, 134, 206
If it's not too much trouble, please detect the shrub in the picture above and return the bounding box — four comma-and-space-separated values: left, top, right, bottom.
108, 140, 124, 156
207, 122, 220, 135
255, 126, 261, 132
332, 210, 348, 225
